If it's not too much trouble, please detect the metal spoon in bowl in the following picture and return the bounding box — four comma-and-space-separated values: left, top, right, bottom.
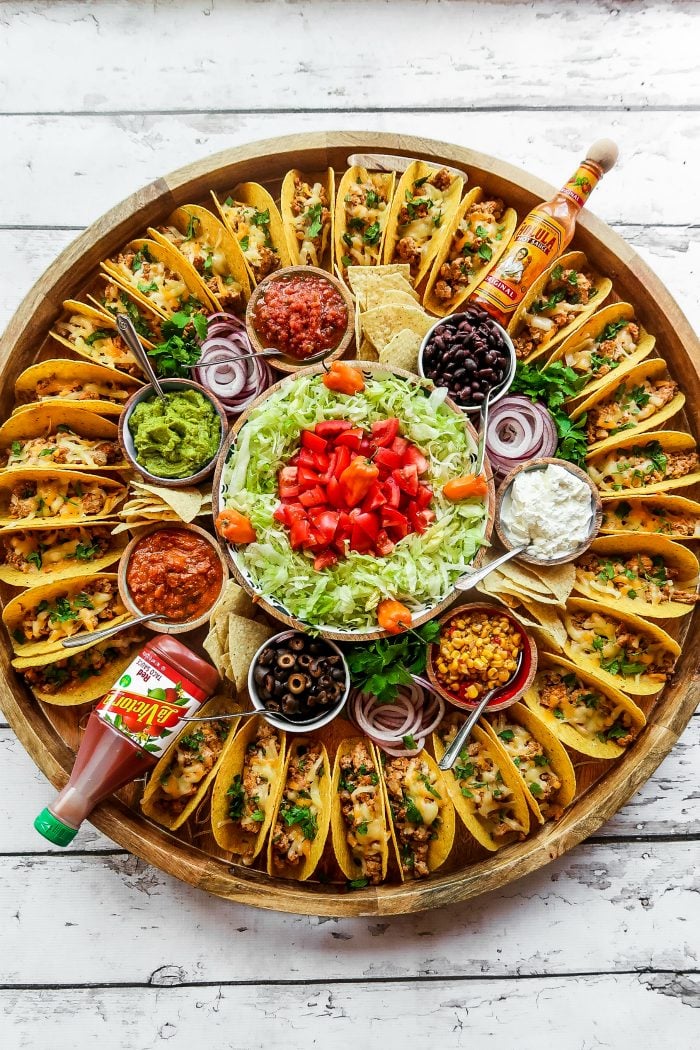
60, 612, 169, 648
454, 545, 528, 592
438, 649, 524, 771
180, 707, 325, 726
116, 314, 167, 404
184, 345, 338, 369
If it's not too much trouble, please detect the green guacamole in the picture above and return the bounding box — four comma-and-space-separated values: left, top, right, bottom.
129, 389, 221, 479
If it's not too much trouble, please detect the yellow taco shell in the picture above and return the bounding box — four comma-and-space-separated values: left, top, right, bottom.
0, 522, 126, 588
140, 695, 239, 831
563, 596, 681, 696
102, 238, 215, 318
14, 359, 141, 418
587, 430, 700, 495
210, 715, 286, 864
330, 736, 389, 884
0, 469, 126, 529
523, 651, 646, 759
508, 251, 612, 363
211, 181, 290, 285
380, 748, 455, 878
50, 300, 146, 377
334, 167, 396, 284
267, 737, 332, 881
599, 494, 700, 541
0, 404, 127, 472
280, 168, 335, 271
423, 187, 517, 316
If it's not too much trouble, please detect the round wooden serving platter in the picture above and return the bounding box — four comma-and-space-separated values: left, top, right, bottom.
1, 132, 699, 917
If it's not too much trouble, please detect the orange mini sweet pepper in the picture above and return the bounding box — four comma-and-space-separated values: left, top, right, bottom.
377, 599, 412, 635
322, 361, 365, 395
443, 473, 489, 501
215, 508, 257, 544
339, 456, 379, 507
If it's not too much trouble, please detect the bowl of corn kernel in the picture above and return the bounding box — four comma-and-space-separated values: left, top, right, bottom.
426, 602, 537, 712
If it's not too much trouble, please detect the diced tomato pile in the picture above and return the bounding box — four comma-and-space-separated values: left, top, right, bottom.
273, 417, 435, 571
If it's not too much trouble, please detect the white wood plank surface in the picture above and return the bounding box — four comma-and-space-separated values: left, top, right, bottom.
1, 1, 699, 1045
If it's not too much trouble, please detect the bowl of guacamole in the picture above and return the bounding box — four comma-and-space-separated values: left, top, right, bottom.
120, 379, 227, 487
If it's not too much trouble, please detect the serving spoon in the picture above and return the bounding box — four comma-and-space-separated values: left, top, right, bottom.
181, 708, 326, 727
116, 314, 167, 404
184, 345, 337, 369
60, 612, 169, 648
438, 649, 524, 771
454, 545, 527, 592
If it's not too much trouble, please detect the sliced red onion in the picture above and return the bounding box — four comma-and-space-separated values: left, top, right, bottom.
195, 312, 271, 416
350, 679, 445, 757
486, 395, 557, 476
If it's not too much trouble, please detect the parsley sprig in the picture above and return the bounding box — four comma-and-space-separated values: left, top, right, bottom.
146, 308, 207, 378
346, 621, 440, 703
510, 361, 589, 468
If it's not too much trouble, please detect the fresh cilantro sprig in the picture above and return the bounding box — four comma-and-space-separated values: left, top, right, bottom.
146, 308, 208, 378
510, 361, 589, 468
346, 620, 440, 703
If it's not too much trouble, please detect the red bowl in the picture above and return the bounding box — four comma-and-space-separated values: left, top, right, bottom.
426, 602, 538, 713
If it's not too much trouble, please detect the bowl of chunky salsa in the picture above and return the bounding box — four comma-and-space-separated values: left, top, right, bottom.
246, 266, 353, 373
119, 523, 228, 633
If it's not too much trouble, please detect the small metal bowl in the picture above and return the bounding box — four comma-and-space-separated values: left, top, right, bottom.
426, 602, 538, 714
418, 311, 517, 414
118, 522, 229, 634
496, 457, 602, 566
118, 378, 228, 489
245, 265, 354, 374
247, 629, 350, 732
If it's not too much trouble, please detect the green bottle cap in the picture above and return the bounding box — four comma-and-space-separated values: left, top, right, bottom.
34, 807, 78, 847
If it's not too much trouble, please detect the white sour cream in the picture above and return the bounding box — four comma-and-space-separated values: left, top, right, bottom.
501, 464, 593, 559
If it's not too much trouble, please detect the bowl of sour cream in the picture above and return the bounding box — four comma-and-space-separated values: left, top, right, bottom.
495, 458, 602, 565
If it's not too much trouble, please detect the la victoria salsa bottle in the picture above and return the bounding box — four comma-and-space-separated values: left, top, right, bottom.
34, 636, 220, 847
469, 138, 618, 325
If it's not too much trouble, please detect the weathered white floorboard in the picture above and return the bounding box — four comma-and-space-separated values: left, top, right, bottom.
3, 975, 699, 1050
1, 110, 696, 227
0, 839, 698, 984
1, 0, 698, 113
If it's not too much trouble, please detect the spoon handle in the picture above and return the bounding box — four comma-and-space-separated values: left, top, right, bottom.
60, 611, 165, 649
474, 387, 492, 477
116, 314, 166, 400
454, 545, 528, 592
188, 348, 281, 368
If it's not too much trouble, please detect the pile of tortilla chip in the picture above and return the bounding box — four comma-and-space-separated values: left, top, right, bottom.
475, 553, 574, 652
203, 580, 275, 694
111, 480, 212, 534
347, 264, 435, 373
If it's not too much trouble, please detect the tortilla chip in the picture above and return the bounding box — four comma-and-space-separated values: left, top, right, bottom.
364, 287, 419, 312
347, 264, 412, 302
361, 305, 433, 352
378, 328, 422, 373
130, 482, 203, 523
227, 614, 275, 694
475, 574, 520, 608
203, 628, 226, 672
211, 579, 257, 622
357, 337, 379, 361
527, 562, 576, 603
517, 601, 567, 651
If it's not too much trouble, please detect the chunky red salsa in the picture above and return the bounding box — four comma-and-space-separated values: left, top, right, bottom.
252, 274, 348, 359
126, 528, 223, 623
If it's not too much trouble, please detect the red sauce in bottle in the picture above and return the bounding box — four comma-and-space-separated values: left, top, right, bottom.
34, 637, 219, 846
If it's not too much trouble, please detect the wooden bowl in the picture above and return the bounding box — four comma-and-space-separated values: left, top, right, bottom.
118, 378, 229, 488
245, 265, 354, 374
495, 457, 603, 565
117, 521, 229, 634
212, 359, 496, 641
426, 601, 538, 712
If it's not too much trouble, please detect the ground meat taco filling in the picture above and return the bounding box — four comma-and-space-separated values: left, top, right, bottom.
108, 244, 206, 317
16, 578, 125, 646
0, 526, 114, 578
513, 263, 597, 359
290, 179, 331, 267
564, 316, 641, 381
225, 722, 282, 838
589, 440, 699, 491
601, 500, 700, 538
2, 432, 123, 470
567, 609, 676, 684
21, 626, 147, 695
338, 740, 385, 885
575, 551, 698, 607
54, 313, 141, 376
339, 175, 390, 272
433, 198, 506, 303
537, 670, 639, 747
586, 377, 679, 444
154, 219, 244, 313
383, 754, 443, 879
220, 198, 280, 281
155, 720, 230, 818
271, 743, 325, 869
7, 478, 113, 521
395, 167, 455, 278
490, 715, 562, 820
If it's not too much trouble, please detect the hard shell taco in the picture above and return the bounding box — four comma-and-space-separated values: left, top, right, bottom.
331, 736, 389, 886
210, 715, 286, 865
101, 238, 215, 319
507, 251, 612, 363
333, 167, 396, 284
571, 358, 684, 453
380, 748, 455, 879
523, 651, 646, 759
423, 186, 517, 316
12, 623, 148, 706
3, 572, 129, 657
50, 301, 146, 378
483, 702, 576, 825
149, 204, 251, 314
0, 405, 127, 471
382, 161, 464, 287
587, 430, 700, 495
280, 167, 335, 270
0, 470, 126, 528
140, 696, 239, 831
432, 718, 529, 852
211, 182, 291, 285
267, 737, 332, 882
0, 523, 126, 588
14, 359, 141, 417
546, 302, 655, 401
600, 495, 700, 541
563, 596, 681, 696
573, 534, 698, 619
86, 274, 165, 347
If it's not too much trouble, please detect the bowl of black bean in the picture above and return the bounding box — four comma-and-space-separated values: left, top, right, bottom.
418, 306, 516, 413
248, 630, 350, 731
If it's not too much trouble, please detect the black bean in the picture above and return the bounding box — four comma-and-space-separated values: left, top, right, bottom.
471, 390, 485, 402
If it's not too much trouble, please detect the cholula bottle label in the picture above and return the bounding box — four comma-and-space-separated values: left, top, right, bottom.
560, 160, 601, 208
95, 647, 207, 757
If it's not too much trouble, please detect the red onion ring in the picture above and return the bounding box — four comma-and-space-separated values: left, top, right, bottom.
195, 312, 271, 416
486, 395, 557, 476
349, 677, 445, 757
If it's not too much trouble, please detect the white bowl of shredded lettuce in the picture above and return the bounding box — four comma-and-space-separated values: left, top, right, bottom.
218, 369, 490, 637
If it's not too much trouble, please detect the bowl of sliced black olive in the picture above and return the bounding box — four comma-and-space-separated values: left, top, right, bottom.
248, 630, 350, 731
418, 306, 516, 413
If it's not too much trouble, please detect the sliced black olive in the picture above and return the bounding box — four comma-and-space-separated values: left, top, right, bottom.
331, 666, 346, 682
262, 673, 277, 695
272, 678, 286, 698
314, 690, 329, 706
288, 672, 309, 695
297, 653, 313, 669
308, 658, 324, 678
253, 665, 267, 685
258, 648, 274, 667
288, 636, 305, 652
277, 651, 295, 670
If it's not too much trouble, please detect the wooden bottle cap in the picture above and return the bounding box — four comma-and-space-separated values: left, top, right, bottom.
586, 139, 619, 173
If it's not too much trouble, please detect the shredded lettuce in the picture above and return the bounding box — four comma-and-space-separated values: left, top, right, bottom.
220, 372, 488, 630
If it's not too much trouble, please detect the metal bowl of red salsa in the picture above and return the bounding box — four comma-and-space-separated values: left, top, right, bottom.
119, 523, 228, 634
246, 265, 353, 374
